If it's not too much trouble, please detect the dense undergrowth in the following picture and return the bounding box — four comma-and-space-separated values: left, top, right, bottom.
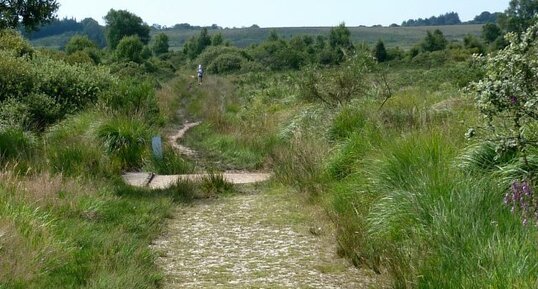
0, 30, 204, 288
179, 44, 538, 287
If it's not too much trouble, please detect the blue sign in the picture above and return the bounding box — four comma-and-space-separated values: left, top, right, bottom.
152, 136, 163, 160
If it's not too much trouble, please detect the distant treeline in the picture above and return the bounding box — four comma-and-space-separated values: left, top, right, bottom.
401, 11, 501, 27
26, 17, 106, 47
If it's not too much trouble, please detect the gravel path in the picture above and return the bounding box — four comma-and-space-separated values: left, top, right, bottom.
151, 189, 378, 288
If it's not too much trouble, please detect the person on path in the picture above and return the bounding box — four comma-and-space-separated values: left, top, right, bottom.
197, 64, 204, 84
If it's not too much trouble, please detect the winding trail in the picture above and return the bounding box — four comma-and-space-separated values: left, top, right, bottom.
125, 120, 381, 288
122, 121, 272, 188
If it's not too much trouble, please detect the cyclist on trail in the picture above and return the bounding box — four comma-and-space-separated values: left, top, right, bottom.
197, 64, 204, 84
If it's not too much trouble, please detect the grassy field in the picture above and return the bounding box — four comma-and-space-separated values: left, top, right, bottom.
30, 24, 483, 50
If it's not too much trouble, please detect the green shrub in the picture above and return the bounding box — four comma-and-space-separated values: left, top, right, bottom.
208, 53, 244, 74
146, 148, 194, 175
0, 99, 31, 129
0, 29, 33, 56
328, 106, 367, 140
0, 51, 36, 101
34, 56, 116, 115
99, 79, 161, 125
0, 127, 35, 162
45, 111, 115, 177
98, 117, 153, 170
299, 53, 375, 106
115, 35, 144, 63
199, 173, 235, 197
65, 34, 97, 55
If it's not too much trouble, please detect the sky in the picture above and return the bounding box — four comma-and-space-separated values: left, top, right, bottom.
56, 0, 510, 28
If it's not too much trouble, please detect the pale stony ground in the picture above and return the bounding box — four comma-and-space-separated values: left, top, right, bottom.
151, 187, 381, 289
125, 122, 384, 288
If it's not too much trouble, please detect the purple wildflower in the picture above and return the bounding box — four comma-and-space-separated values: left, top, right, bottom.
510, 95, 518, 105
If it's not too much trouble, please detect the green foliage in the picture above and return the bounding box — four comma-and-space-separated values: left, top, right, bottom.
0, 0, 59, 31
0, 51, 36, 101
373, 40, 387, 62
81, 17, 106, 47
183, 27, 212, 59
211, 33, 224, 46
65, 34, 97, 54
151, 32, 169, 55
249, 40, 305, 70
115, 35, 144, 63
195, 46, 245, 70
104, 9, 150, 49
0, 29, 34, 56
99, 79, 161, 125
98, 116, 152, 170
0, 127, 35, 161
64, 34, 100, 64
34, 56, 115, 116
299, 52, 375, 106
463, 34, 485, 54
328, 106, 368, 141
499, 0, 538, 33
329, 22, 354, 52
200, 173, 235, 197
208, 53, 244, 74
467, 23, 538, 171
45, 112, 115, 177
146, 149, 194, 175
482, 23, 502, 44
421, 29, 448, 52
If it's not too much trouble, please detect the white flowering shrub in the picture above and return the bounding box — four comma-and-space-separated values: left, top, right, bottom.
467, 22, 538, 225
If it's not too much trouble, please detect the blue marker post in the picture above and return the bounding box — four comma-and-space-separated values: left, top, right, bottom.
152, 136, 163, 160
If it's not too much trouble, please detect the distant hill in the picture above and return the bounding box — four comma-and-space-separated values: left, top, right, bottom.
159, 24, 483, 50
30, 24, 483, 51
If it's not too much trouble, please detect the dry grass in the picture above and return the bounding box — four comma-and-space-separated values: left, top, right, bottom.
0, 218, 39, 283
0, 170, 100, 211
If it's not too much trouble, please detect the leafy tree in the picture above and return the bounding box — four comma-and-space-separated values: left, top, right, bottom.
373, 40, 387, 62
65, 34, 100, 64
81, 18, 106, 47
328, 23, 354, 64
482, 23, 503, 43
183, 28, 211, 59
152, 33, 169, 55
498, 0, 538, 33
65, 35, 97, 54
402, 12, 461, 26
0, 0, 59, 31
104, 9, 150, 49
469, 11, 502, 24
115, 35, 144, 63
329, 22, 354, 51
421, 29, 447, 52
267, 30, 279, 42
211, 33, 223, 46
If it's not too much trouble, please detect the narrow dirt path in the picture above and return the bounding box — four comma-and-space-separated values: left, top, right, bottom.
151, 189, 378, 288
169, 121, 202, 157
122, 122, 271, 187
141, 106, 381, 287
